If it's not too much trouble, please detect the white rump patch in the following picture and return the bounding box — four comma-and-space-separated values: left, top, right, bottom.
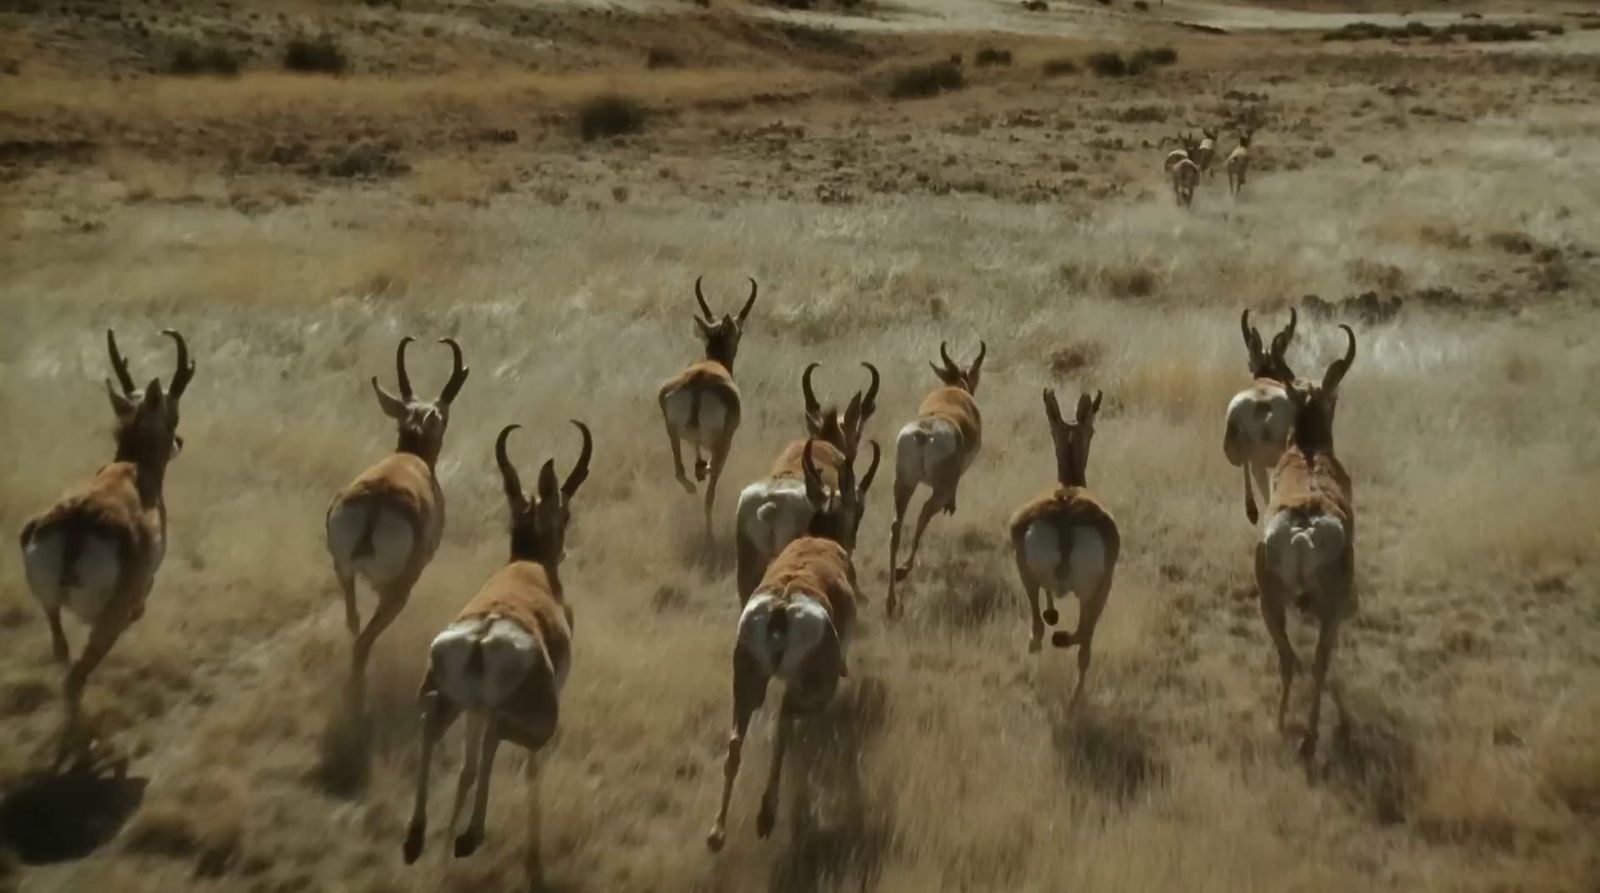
22, 528, 123, 623
663, 389, 730, 449
1023, 523, 1106, 596
430, 615, 553, 711
737, 593, 834, 682
895, 418, 960, 488
326, 504, 415, 587
736, 479, 817, 566
1262, 512, 1347, 594
1224, 386, 1294, 469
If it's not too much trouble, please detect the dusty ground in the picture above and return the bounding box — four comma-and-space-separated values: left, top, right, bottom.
2, 1, 1598, 891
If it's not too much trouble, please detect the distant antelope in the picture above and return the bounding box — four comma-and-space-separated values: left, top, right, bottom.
1193, 126, 1219, 175
20, 329, 196, 763
1226, 129, 1254, 195
707, 436, 880, 851
1007, 390, 1120, 705
403, 422, 592, 885
886, 341, 984, 619
1256, 325, 1356, 763
1224, 308, 1299, 525
734, 362, 879, 599
658, 276, 759, 545
326, 336, 469, 710
1162, 131, 1194, 173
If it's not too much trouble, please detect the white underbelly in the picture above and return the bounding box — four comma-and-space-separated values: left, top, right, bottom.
23, 529, 124, 623
326, 504, 416, 586
1022, 523, 1106, 595
663, 390, 730, 448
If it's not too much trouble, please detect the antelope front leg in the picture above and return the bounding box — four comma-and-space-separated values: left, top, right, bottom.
756, 706, 797, 839
886, 477, 915, 618
525, 753, 544, 891
44, 604, 70, 666
893, 485, 951, 583
447, 712, 487, 841
348, 584, 410, 712
1255, 548, 1299, 735
337, 571, 360, 636
702, 429, 736, 547
707, 650, 768, 852
455, 719, 503, 858
57, 609, 126, 767
403, 691, 460, 864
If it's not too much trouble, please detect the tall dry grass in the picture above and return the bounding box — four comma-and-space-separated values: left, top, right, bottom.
1, 101, 1597, 893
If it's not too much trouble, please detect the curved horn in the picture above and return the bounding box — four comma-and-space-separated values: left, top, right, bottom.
1043, 388, 1064, 425
860, 362, 880, 418
801, 362, 822, 418
1272, 307, 1298, 356
939, 340, 958, 372
162, 329, 195, 400
1324, 325, 1357, 390
562, 420, 593, 500
106, 329, 136, 396
858, 440, 882, 496
693, 276, 715, 322
971, 340, 987, 374
801, 437, 825, 506
394, 336, 416, 401
438, 337, 469, 404
736, 277, 758, 324
495, 424, 527, 514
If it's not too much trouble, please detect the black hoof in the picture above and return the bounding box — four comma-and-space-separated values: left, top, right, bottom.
454, 831, 482, 858
892, 566, 910, 583
1042, 608, 1059, 625
756, 806, 776, 839
1050, 631, 1075, 648
706, 829, 726, 852
694, 460, 710, 482
1246, 507, 1259, 525
402, 825, 424, 864
1298, 736, 1318, 762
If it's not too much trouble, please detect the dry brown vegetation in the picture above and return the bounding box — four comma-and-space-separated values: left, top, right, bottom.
2, 0, 1599, 891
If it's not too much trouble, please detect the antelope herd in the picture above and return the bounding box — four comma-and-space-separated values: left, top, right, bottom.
17, 294, 1359, 880
1165, 125, 1256, 205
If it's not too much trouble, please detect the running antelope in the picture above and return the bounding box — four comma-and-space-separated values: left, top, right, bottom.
1256, 325, 1356, 763
734, 362, 879, 599
1007, 390, 1119, 705
326, 336, 469, 710
403, 422, 592, 885
1226, 129, 1254, 195
658, 276, 759, 545
886, 341, 984, 619
1224, 308, 1300, 525
1170, 145, 1200, 208
20, 329, 196, 764
708, 436, 880, 852
1193, 126, 1219, 176
1162, 132, 1195, 174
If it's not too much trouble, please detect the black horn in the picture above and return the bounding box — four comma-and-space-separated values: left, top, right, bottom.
162, 329, 195, 400
860, 362, 880, 418
438, 337, 469, 405
736, 277, 758, 324
495, 424, 527, 514
693, 276, 715, 322
562, 420, 593, 500
395, 336, 416, 401
1323, 325, 1357, 390
802, 363, 822, 418
106, 329, 136, 396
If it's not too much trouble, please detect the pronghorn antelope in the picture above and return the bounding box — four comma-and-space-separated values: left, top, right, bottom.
1193, 126, 1220, 176
657, 276, 759, 544
1224, 308, 1300, 525
326, 336, 469, 710
402, 422, 592, 882
1226, 129, 1254, 195
1162, 131, 1195, 174
20, 329, 196, 763
1171, 153, 1196, 209
708, 436, 880, 852
1007, 390, 1120, 705
885, 341, 984, 619
734, 361, 879, 600
1255, 325, 1356, 763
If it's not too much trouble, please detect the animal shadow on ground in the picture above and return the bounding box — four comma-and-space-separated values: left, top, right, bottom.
0, 766, 148, 864
1320, 684, 1415, 825
314, 698, 374, 798
1051, 702, 1167, 805
673, 524, 738, 579
919, 553, 1015, 632
769, 675, 893, 893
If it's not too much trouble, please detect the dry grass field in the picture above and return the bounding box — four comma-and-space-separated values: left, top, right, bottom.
3, 1, 1599, 891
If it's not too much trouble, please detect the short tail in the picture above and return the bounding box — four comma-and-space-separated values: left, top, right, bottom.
689, 386, 702, 430
352, 503, 378, 560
